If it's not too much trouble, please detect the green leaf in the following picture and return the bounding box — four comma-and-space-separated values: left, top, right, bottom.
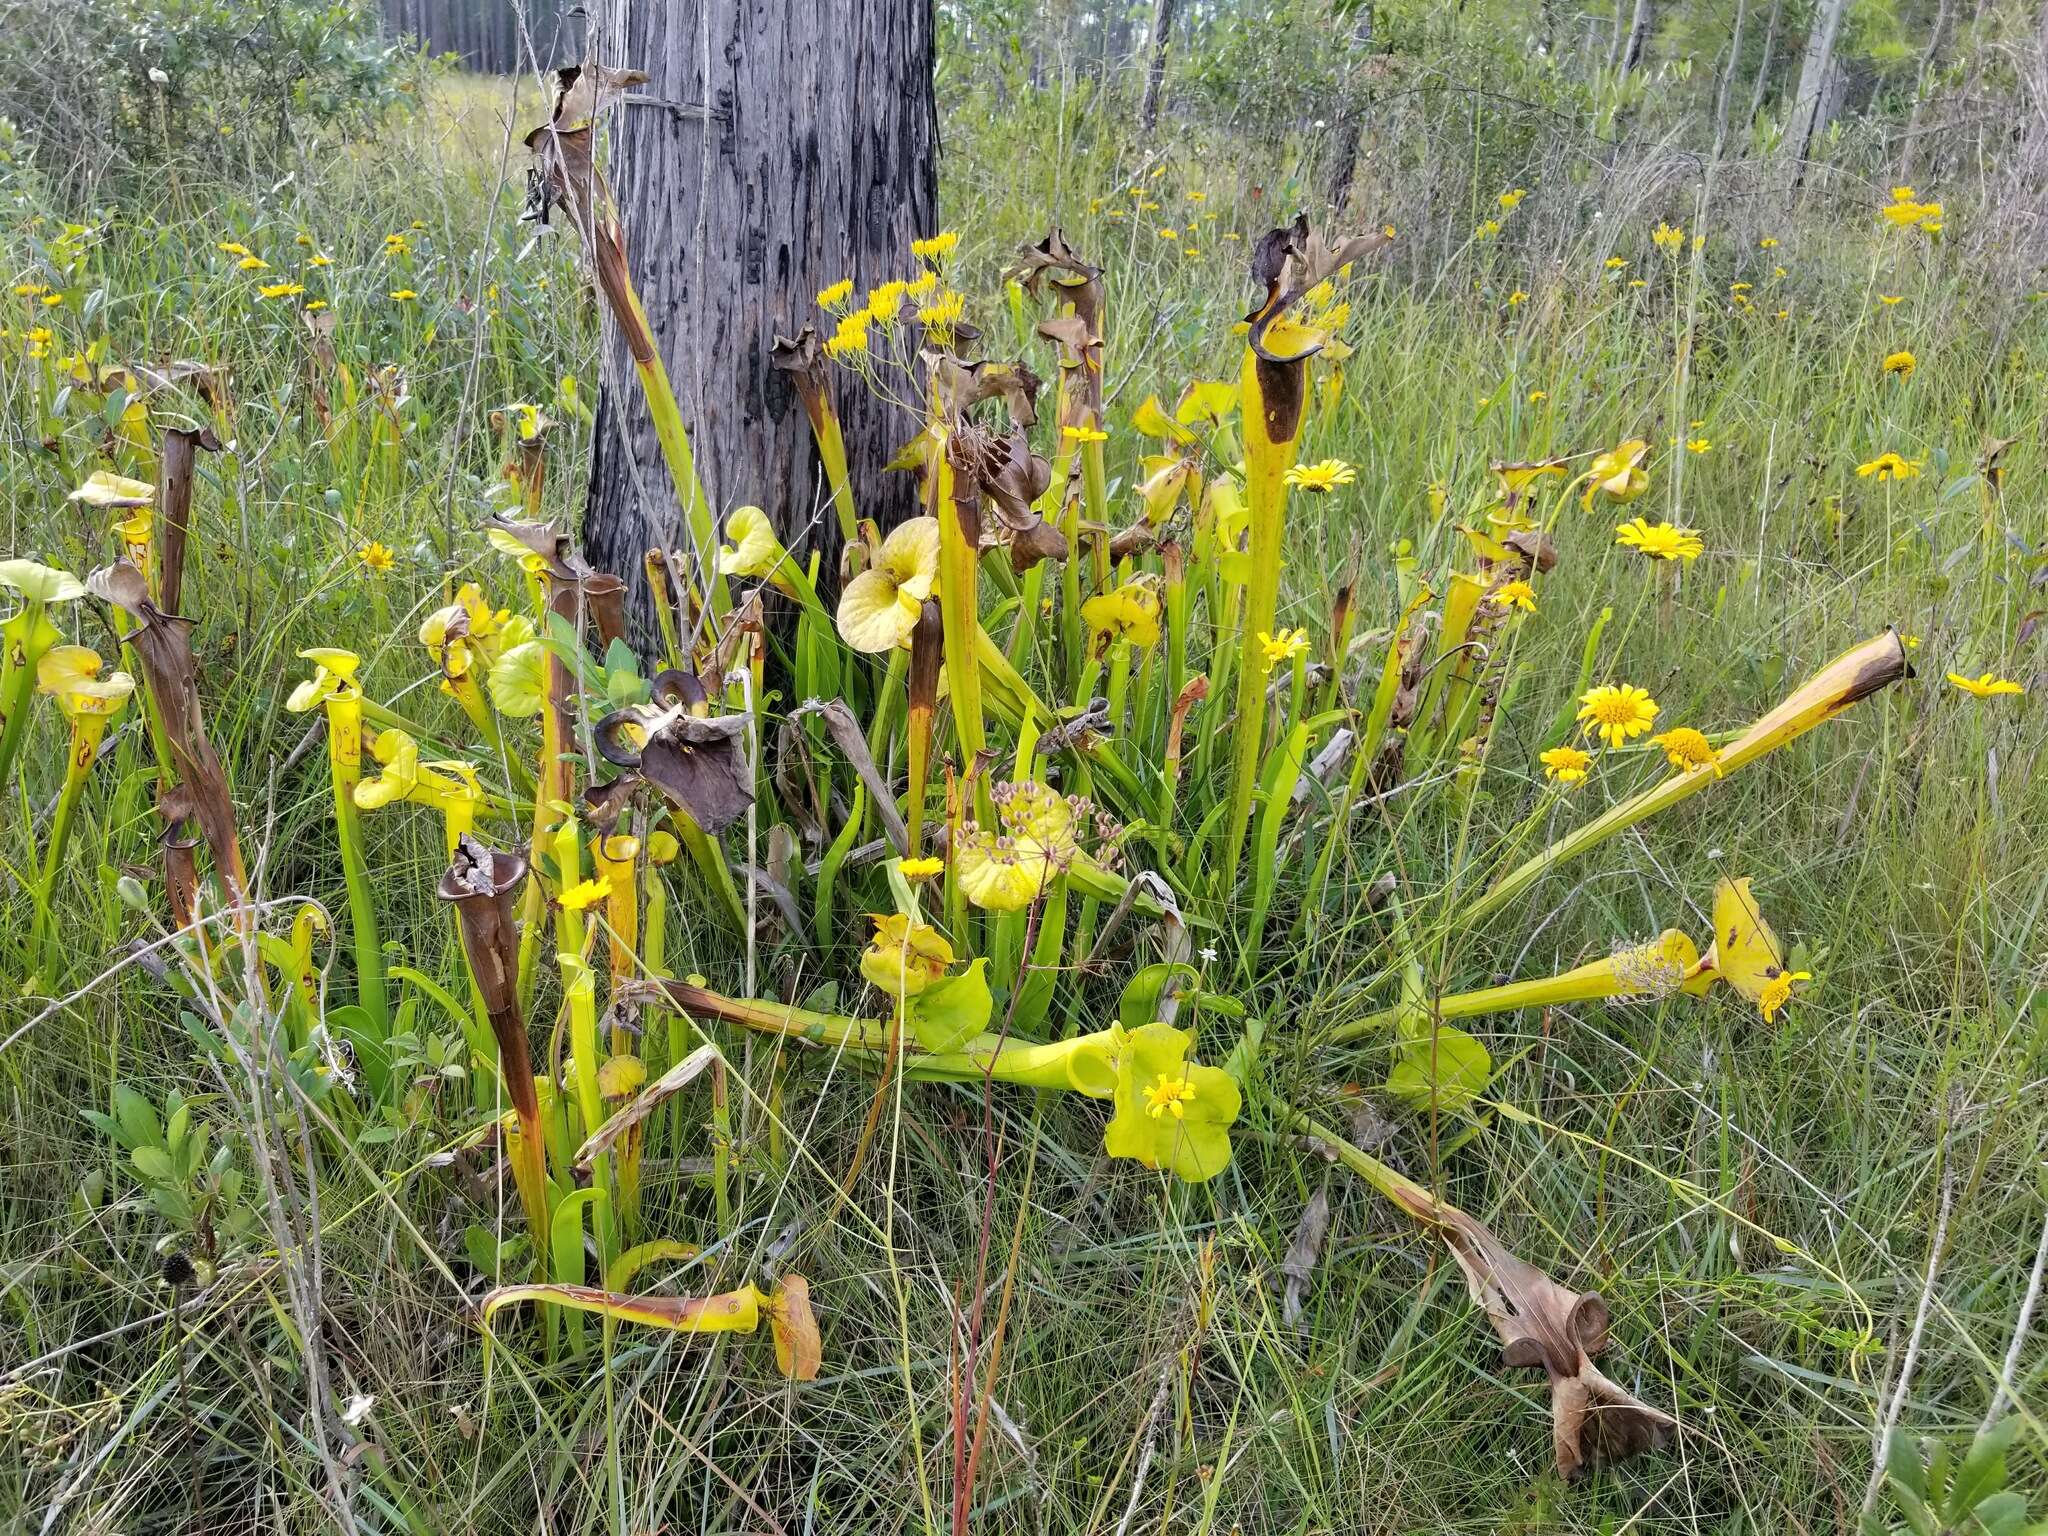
1117, 963, 1200, 1029
130, 1144, 174, 1183
464, 1224, 504, 1276
1970, 1493, 2032, 1536
1385, 1021, 1492, 1112
908, 958, 993, 1053
1948, 1419, 2021, 1519
488, 641, 546, 717
114, 1085, 160, 1149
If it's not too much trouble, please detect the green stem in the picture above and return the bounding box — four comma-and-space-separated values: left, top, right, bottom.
328, 698, 388, 1046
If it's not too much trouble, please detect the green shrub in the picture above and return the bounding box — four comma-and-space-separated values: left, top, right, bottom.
0, 0, 409, 194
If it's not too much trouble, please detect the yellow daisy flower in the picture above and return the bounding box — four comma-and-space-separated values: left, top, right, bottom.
1578, 684, 1659, 748
1257, 628, 1312, 673
557, 876, 613, 912
1490, 579, 1537, 614
1283, 459, 1356, 493
1945, 671, 2024, 698
1855, 452, 1922, 481
1614, 517, 1704, 562
1649, 726, 1719, 774
1539, 745, 1592, 786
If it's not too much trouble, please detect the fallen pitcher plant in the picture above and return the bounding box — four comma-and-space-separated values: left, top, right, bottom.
1288, 1110, 1678, 1480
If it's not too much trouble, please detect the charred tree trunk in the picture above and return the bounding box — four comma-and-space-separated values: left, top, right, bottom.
1781, 0, 1850, 190
1896, 0, 1957, 183
584, 0, 938, 624
1323, 2, 1375, 214
1139, 0, 1181, 131
1615, 0, 1654, 74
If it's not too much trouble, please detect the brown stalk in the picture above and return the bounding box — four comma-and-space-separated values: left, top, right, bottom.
906, 598, 944, 854
438, 837, 551, 1260
155, 426, 220, 615
89, 560, 251, 917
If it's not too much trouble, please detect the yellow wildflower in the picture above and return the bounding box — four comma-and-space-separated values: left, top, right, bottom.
1497, 188, 1526, 210
1945, 671, 2024, 698
1539, 745, 1592, 786
389, 288, 419, 302
1651, 221, 1684, 252
867, 279, 908, 318
1578, 684, 1659, 748
899, 856, 945, 879
258, 282, 305, 299
1283, 459, 1356, 493
237, 255, 269, 271
1756, 969, 1811, 1024
815, 277, 854, 310
1144, 1073, 1197, 1120
1615, 517, 1704, 561
557, 876, 613, 913
1686, 438, 1712, 453
1855, 452, 1922, 481
910, 230, 959, 261
1649, 727, 1719, 774
1490, 579, 1537, 614
358, 542, 395, 574
916, 290, 966, 341
1257, 628, 1312, 673
1881, 349, 1916, 378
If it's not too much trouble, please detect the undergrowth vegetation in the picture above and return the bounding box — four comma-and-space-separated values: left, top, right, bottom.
0, 46, 2044, 1536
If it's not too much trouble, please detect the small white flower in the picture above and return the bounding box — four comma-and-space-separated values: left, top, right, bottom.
1198, 946, 1219, 964
148, 67, 171, 86
341, 1393, 376, 1427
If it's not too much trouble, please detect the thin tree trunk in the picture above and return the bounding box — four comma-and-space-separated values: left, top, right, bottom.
1619, 0, 1655, 73
1897, 0, 1956, 183
1746, 0, 1786, 132
1712, 0, 1749, 159
1782, 0, 1850, 186
1323, 3, 1375, 214
585, 0, 939, 627
1138, 0, 1180, 131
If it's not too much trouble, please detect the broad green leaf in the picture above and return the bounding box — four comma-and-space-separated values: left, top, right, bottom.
908, 958, 993, 1054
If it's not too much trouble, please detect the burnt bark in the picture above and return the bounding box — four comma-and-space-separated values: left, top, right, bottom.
585, 0, 938, 627
1323, 2, 1375, 214
1138, 0, 1181, 132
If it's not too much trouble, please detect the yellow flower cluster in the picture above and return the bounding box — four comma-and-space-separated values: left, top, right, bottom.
1880, 186, 1943, 234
